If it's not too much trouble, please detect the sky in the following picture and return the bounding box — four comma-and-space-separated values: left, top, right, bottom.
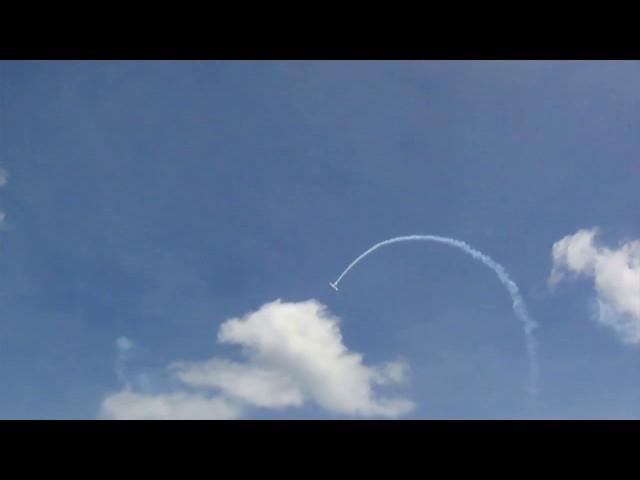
0, 60, 639, 419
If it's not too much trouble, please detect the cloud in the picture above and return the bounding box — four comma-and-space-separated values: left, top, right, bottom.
116, 336, 134, 351
0, 167, 7, 226
175, 299, 413, 417
100, 390, 242, 420
101, 299, 414, 419
550, 228, 640, 343
115, 336, 135, 385
170, 359, 304, 409
372, 360, 410, 385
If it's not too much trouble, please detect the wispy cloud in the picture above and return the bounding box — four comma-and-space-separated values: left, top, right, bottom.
100, 299, 413, 419
550, 228, 640, 343
170, 359, 305, 409
115, 336, 135, 385
100, 390, 243, 420
0, 167, 7, 226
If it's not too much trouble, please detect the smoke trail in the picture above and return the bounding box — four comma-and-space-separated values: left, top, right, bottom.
332, 235, 539, 396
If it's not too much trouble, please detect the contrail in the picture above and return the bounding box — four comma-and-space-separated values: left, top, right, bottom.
332, 235, 539, 396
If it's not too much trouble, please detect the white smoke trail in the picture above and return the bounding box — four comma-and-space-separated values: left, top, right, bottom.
332, 235, 539, 396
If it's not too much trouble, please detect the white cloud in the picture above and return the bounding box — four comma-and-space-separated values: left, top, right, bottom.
101, 299, 414, 419
205, 299, 413, 417
550, 228, 640, 343
100, 390, 242, 420
170, 359, 304, 409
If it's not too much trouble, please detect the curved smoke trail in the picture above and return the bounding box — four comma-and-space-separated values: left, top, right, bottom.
332, 235, 539, 396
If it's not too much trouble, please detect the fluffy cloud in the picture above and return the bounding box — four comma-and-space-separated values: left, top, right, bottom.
101, 299, 414, 419
550, 228, 640, 343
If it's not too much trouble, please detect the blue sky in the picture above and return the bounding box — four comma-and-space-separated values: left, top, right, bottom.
0, 60, 639, 419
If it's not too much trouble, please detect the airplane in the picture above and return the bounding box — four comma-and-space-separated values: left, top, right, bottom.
329, 282, 339, 291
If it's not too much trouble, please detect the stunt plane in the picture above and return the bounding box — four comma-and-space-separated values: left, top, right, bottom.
329, 282, 339, 291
